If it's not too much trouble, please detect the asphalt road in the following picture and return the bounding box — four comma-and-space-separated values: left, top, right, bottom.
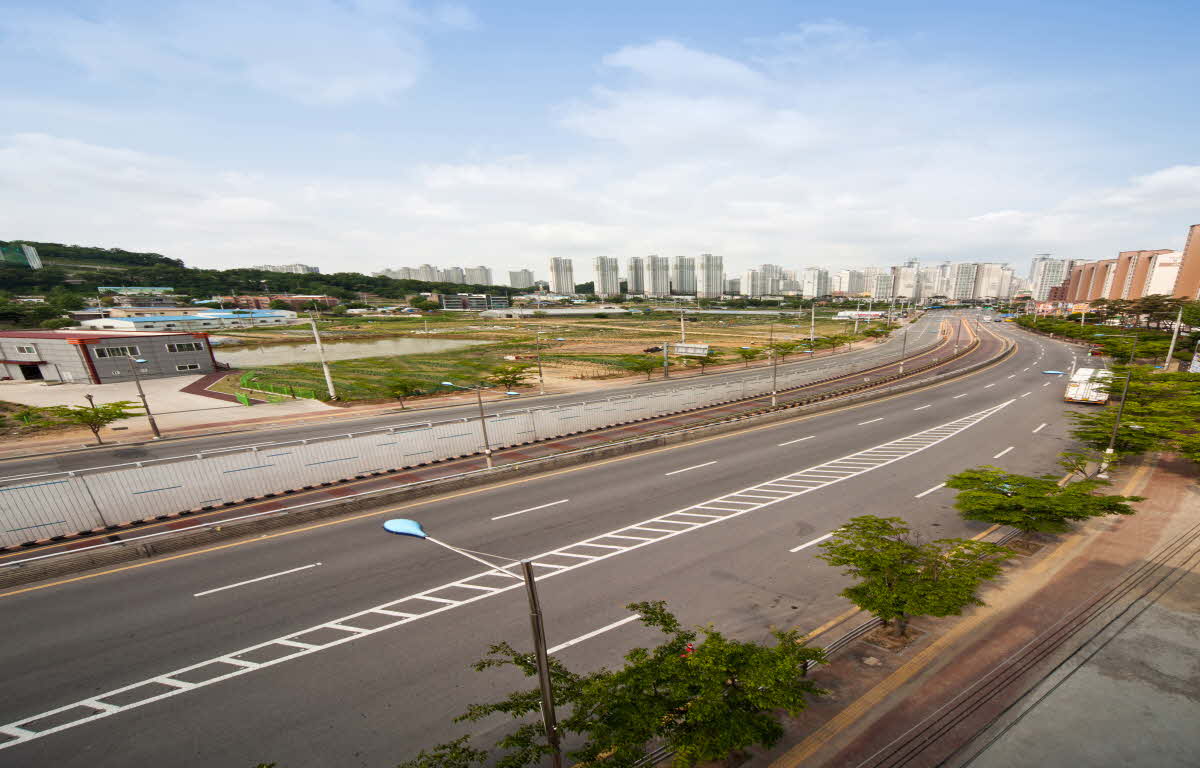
0, 316, 946, 478
0, 317, 1084, 768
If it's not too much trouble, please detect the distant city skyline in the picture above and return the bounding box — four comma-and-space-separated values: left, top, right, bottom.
2, 3, 1198, 274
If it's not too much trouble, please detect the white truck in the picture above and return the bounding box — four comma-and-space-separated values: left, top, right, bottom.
1064, 367, 1112, 404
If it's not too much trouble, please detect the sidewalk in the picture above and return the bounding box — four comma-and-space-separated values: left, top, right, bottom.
746, 454, 1197, 768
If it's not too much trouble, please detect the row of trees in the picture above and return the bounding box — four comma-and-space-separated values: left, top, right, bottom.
1085, 295, 1200, 330
1016, 313, 1198, 364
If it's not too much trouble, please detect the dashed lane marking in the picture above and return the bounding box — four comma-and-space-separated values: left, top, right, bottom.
0, 401, 1015, 753
491, 499, 570, 521
664, 460, 718, 476
914, 482, 946, 499
993, 446, 1014, 458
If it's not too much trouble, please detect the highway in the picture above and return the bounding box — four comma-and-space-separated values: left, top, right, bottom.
0, 318, 1084, 768
0, 316, 945, 477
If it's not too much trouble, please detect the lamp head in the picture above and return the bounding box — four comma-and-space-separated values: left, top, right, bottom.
383, 519, 428, 539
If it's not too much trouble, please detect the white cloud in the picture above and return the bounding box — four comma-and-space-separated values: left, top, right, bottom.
431, 2, 479, 29
0, 0, 435, 105
2, 24, 1196, 278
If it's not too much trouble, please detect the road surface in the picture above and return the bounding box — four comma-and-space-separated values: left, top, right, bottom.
0, 318, 1082, 768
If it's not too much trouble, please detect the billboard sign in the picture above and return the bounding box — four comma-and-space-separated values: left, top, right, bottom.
671, 343, 711, 357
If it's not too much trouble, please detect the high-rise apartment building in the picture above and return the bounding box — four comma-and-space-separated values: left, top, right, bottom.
1173, 224, 1200, 299
1144, 252, 1183, 296
643, 255, 671, 297
1030, 257, 1068, 301
799, 267, 830, 299
832, 270, 866, 295
950, 263, 979, 300
741, 268, 769, 298
724, 277, 741, 295
464, 266, 493, 285
508, 269, 535, 289
441, 266, 465, 284
697, 253, 724, 298
549, 257, 575, 295
253, 264, 321, 274
626, 257, 645, 295
593, 256, 621, 298
670, 255, 696, 295
891, 263, 920, 300
416, 264, 440, 282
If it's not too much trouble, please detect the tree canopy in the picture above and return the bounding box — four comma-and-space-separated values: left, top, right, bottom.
817, 516, 1012, 637
945, 466, 1142, 533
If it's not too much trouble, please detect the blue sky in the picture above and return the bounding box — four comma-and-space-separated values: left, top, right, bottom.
1, 0, 1197, 279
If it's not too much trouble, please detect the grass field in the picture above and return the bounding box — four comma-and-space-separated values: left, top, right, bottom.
217, 311, 903, 401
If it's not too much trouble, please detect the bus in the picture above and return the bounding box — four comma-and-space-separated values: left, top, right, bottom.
1064, 368, 1112, 404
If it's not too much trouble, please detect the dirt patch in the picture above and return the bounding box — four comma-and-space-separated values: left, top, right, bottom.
1007, 537, 1047, 556
862, 624, 927, 652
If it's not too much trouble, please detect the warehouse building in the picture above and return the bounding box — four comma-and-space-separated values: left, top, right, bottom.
0, 330, 216, 383
80, 310, 296, 331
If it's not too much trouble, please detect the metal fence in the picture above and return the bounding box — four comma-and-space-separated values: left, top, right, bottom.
1, 336, 944, 547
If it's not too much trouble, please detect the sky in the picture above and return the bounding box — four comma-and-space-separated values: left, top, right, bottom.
1, 0, 1198, 283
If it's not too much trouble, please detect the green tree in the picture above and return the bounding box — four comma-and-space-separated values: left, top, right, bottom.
41, 400, 144, 444
767, 341, 798, 361
268, 299, 292, 310
486, 363, 533, 390
945, 466, 1142, 533
817, 516, 1012, 637
734, 347, 762, 367
40, 318, 75, 329
408, 601, 826, 768
387, 378, 426, 408
695, 348, 724, 374
623, 355, 662, 380
945, 465, 1142, 537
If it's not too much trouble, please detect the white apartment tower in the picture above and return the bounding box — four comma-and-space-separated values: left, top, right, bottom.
670, 255, 696, 295
441, 266, 466, 284
1029, 257, 1067, 301
697, 253, 724, 298
416, 264, 440, 282
800, 268, 830, 299
508, 269, 535, 289
643, 255, 671, 297
593, 256, 621, 298
464, 266, 493, 285
549, 257, 575, 295
626, 256, 645, 294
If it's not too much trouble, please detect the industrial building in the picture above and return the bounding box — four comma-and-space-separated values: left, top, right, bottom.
0, 330, 216, 383
80, 310, 296, 331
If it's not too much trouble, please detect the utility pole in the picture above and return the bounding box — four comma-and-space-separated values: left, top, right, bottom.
680, 309, 686, 342
521, 560, 563, 768
770, 348, 779, 406
898, 327, 909, 374
662, 340, 670, 378
535, 330, 545, 394
809, 302, 816, 354
309, 313, 337, 400
1163, 306, 1184, 371
125, 357, 162, 439
475, 386, 494, 468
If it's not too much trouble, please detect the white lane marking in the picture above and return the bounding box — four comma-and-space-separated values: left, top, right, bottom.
0, 401, 1014, 752
983, 383, 995, 388
778, 436, 816, 446
858, 418, 884, 425
912, 404, 932, 411
1023, 367, 1030, 371
993, 446, 1014, 458
547, 614, 640, 654
789, 533, 834, 553
193, 563, 322, 598
952, 393, 967, 399
1033, 423, 1047, 433
1043, 382, 1050, 387
492, 498, 570, 521
664, 460, 718, 476
914, 482, 946, 498
1007, 374, 1016, 379
1020, 392, 1031, 398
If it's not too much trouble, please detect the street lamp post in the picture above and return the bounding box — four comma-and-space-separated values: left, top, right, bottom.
309, 313, 337, 400
1163, 306, 1184, 371
770, 349, 779, 406
126, 356, 162, 439
898, 326, 909, 374
535, 330, 545, 395
442, 381, 494, 468
382, 519, 563, 768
